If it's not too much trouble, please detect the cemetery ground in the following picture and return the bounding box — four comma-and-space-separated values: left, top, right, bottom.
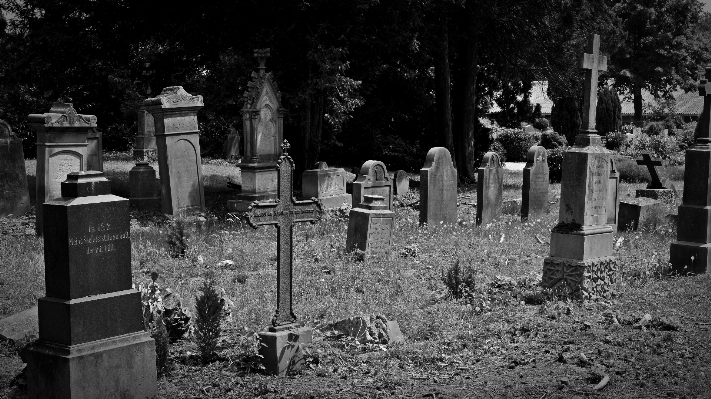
1, 154, 710, 398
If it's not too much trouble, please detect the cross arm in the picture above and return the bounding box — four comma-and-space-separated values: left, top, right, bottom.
579, 54, 608, 72
290, 198, 323, 224
245, 201, 280, 229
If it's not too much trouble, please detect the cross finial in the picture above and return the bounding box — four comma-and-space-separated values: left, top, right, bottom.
578, 34, 608, 137
697, 66, 711, 145
254, 48, 271, 76
281, 139, 290, 155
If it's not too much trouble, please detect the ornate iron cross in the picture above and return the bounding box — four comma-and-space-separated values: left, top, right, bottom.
698, 66, 711, 147
245, 140, 322, 331
636, 154, 663, 189
579, 34, 608, 133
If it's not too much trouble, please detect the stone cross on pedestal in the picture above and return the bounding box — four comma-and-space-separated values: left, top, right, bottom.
636, 154, 663, 189
578, 34, 608, 143
255, 48, 271, 76
246, 140, 322, 330
698, 69, 711, 147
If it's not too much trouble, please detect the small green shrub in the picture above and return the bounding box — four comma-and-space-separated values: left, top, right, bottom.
676, 128, 695, 149
532, 118, 549, 131
194, 274, 224, 364
605, 130, 627, 151
539, 130, 568, 149
547, 147, 566, 182
621, 132, 680, 160
494, 128, 540, 162
442, 259, 476, 299
153, 313, 171, 377
137, 272, 171, 377
644, 122, 665, 136
615, 157, 650, 183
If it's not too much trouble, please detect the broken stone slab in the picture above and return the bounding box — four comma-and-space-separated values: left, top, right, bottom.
618, 197, 663, 231
0, 306, 38, 343
319, 315, 404, 345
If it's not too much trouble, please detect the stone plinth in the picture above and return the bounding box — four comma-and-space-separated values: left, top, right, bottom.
636, 188, 675, 203
476, 152, 503, 225
86, 128, 103, 172
29, 103, 94, 235
25, 171, 156, 399
258, 326, 312, 376
346, 195, 394, 260
521, 146, 549, 220
129, 162, 161, 211
353, 160, 393, 210
301, 162, 351, 209
618, 197, 662, 231
420, 147, 457, 225
133, 109, 157, 162
0, 119, 31, 217
144, 86, 205, 215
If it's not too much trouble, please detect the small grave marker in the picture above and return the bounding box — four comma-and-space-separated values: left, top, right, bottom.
521, 145, 549, 220
476, 152, 503, 225
420, 147, 457, 225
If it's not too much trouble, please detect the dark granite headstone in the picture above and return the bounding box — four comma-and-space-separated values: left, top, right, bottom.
521, 145, 549, 220
476, 152, 503, 225
0, 119, 31, 217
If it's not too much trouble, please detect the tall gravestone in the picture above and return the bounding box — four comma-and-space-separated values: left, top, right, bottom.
25, 171, 156, 398
542, 34, 618, 299
229, 49, 284, 212
420, 147, 457, 225
0, 118, 31, 217
29, 103, 94, 235
86, 128, 104, 171
347, 195, 395, 260
144, 86, 206, 215
301, 162, 352, 209
607, 158, 619, 227
245, 141, 322, 376
352, 160, 394, 210
133, 108, 157, 162
476, 152, 503, 225
670, 66, 711, 274
521, 145, 549, 221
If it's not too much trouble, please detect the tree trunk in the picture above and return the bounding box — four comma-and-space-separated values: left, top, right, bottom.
452, 2, 478, 181
300, 92, 324, 177
434, 24, 454, 158
633, 80, 643, 126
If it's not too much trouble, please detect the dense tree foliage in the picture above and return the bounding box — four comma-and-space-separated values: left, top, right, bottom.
596, 85, 622, 136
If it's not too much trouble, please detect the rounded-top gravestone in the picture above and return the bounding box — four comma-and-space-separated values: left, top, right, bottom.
420, 148, 457, 225
352, 160, 394, 210
476, 151, 503, 225
521, 145, 549, 220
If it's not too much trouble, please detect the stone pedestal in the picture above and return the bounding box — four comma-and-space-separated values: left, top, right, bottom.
228, 163, 278, 212
129, 162, 161, 211
258, 326, 312, 376
86, 128, 103, 172
346, 195, 394, 260
301, 162, 351, 209
145, 87, 205, 215
133, 109, 157, 162
352, 160, 394, 210
29, 103, 94, 235
0, 119, 31, 217
618, 197, 662, 231
25, 171, 156, 399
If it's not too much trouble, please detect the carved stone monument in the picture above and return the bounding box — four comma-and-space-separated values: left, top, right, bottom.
352, 160, 394, 210
133, 108, 157, 162
25, 171, 156, 398
670, 66, 711, 274
346, 195, 395, 260
144, 86, 206, 215
244, 141, 322, 376
228, 49, 284, 212
301, 162, 352, 209
420, 147, 457, 225
0, 118, 31, 217
521, 145, 549, 220
29, 103, 94, 235
476, 152, 503, 226
542, 34, 618, 299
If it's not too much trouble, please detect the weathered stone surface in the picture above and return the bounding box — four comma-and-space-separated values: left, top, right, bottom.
607, 158, 619, 227
420, 147, 457, 225
29, 102, 93, 235
321, 315, 405, 344
0, 306, 38, 343
521, 145, 549, 220
86, 128, 103, 172
301, 162, 351, 209
129, 162, 161, 211
352, 160, 394, 210
394, 170, 409, 196
346, 195, 394, 259
258, 326, 312, 376
0, 119, 31, 217
618, 197, 663, 231
145, 86, 205, 215
133, 109, 157, 162
476, 152, 503, 225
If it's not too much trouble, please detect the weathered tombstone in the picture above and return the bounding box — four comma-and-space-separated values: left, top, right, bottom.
607, 158, 620, 227
542, 34, 618, 299
419, 147, 457, 225
86, 128, 104, 171
394, 170, 409, 196
223, 126, 241, 162
301, 162, 352, 209
476, 152, 503, 225
25, 171, 156, 398
144, 86, 206, 215
635, 153, 674, 202
244, 141, 322, 376
346, 195, 395, 259
129, 162, 161, 210
0, 118, 31, 217
521, 145, 549, 220
133, 108, 157, 162
29, 103, 94, 235
229, 49, 284, 212
670, 66, 711, 274
618, 197, 663, 231
352, 160, 394, 210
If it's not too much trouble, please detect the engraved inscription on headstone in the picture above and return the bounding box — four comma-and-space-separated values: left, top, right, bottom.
366, 217, 394, 257
586, 155, 608, 222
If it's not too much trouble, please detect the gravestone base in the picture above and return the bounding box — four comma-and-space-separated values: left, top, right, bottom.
346, 196, 394, 260
550, 228, 614, 260
542, 256, 618, 300
636, 188, 674, 203
618, 198, 663, 231
229, 163, 278, 212
258, 326, 312, 376
669, 241, 711, 274
25, 331, 156, 399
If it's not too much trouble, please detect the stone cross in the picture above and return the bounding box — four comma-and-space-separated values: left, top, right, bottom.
579, 34, 608, 133
698, 66, 711, 145
246, 140, 322, 331
255, 48, 271, 76
636, 154, 664, 189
